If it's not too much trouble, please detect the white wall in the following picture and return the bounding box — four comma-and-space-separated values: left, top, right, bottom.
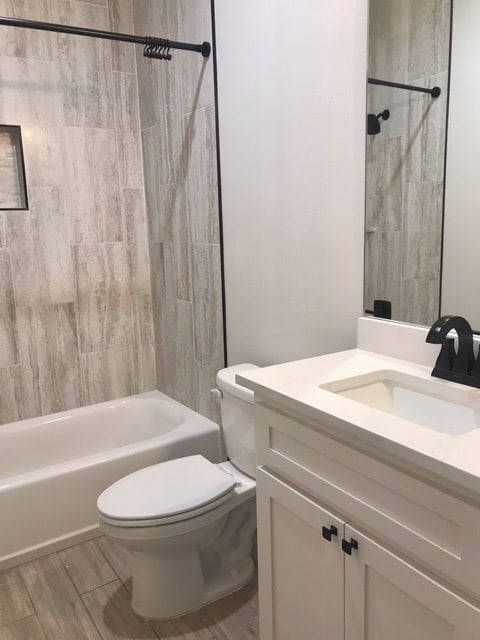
441, 0, 480, 328
215, 0, 368, 366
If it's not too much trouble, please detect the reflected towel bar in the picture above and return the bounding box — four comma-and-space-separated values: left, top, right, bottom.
0, 15, 211, 59
368, 77, 441, 98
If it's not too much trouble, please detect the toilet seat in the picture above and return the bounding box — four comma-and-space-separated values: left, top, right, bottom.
97, 455, 237, 527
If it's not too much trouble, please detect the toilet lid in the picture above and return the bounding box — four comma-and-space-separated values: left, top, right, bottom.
97, 455, 236, 522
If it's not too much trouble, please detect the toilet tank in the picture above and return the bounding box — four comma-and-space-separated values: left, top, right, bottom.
216, 364, 259, 479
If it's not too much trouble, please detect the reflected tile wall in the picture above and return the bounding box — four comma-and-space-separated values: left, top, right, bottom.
0, 0, 155, 426
365, 0, 449, 326
134, 0, 224, 422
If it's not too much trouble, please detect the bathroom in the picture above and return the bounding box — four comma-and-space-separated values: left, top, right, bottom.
0, 0, 479, 638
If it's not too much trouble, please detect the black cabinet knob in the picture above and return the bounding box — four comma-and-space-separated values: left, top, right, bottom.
342, 538, 359, 555
322, 525, 338, 542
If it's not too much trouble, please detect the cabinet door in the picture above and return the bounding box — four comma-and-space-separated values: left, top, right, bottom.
345, 525, 480, 640
256, 467, 345, 640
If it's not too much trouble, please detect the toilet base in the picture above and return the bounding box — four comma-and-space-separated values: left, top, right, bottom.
131, 555, 255, 620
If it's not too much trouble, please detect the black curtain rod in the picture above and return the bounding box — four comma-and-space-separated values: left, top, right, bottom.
368, 77, 441, 98
0, 16, 211, 59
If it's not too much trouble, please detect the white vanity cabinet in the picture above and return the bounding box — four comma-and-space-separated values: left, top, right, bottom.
256, 467, 345, 640
255, 403, 480, 640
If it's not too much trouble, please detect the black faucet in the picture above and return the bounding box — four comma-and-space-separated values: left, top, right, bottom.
426, 315, 480, 387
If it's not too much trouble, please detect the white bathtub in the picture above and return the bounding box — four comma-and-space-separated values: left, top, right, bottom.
0, 390, 221, 570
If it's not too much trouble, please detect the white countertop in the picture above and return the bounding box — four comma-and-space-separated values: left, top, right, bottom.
238, 348, 480, 500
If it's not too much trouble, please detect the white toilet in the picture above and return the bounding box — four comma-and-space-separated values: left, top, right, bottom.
97, 364, 258, 620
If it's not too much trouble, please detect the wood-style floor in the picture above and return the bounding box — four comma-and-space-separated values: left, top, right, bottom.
0, 536, 259, 640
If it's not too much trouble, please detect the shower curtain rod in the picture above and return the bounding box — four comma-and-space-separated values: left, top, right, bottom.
368, 77, 441, 98
0, 16, 211, 59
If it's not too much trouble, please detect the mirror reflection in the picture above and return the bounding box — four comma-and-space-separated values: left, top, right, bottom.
364, 0, 450, 326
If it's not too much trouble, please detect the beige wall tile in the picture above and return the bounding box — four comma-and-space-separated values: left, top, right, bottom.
0, 0, 53, 61
405, 71, 448, 184
407, 0, 451, 81
7, 187, 74, 306
368, 0, 408, 82
159, 182, 192, 301
131, 294, 155, 393
0, 2, 153, 424
0, 249, 18, 368
0, 56, 63, 127
141, 125, 162, 241
366, 137, 404, 232
364, 231, 402, 317
108, 0, 135, 73
80, 345, 134, 405
0, 366, 22, 424
192, 243, 223, 363
157, 298, 196, 409
21, 126, 63, 188
73, 243, 132, 353
0, 364, 41, 424
184, 105, 219, 244
62, 127, 122, 244
402, 181, 443, 281
113, 72, 143, 188
0, 214, 6, 247
134, 48, 156, 131
16, 303, 82, 415
52, 2, 113, 129
122, 188, 150, 295
399, 279, 439, 326
177, 0, 215, 112
148, 241, 166, 347
134, 1, 223, 420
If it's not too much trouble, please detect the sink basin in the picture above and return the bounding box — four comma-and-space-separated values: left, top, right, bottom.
320, 370, 480, 435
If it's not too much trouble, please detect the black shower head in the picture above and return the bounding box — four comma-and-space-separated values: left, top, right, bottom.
367, 109, 390, 135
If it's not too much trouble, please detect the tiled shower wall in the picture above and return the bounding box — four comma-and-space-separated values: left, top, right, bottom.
0, 0, 155, 425
134, 1, 224, 422
365, 0, 450, 325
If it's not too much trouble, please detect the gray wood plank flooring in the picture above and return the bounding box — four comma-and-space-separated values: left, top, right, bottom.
0, 536, 259, 640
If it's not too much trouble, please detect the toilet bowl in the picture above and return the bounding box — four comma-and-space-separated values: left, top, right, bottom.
97, 364, 259, 620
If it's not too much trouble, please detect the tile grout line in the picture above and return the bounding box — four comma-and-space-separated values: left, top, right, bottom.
77, 577, 119, 597
12, 564, 37, 621
0, 611, 38, 631
93, 538, 125, 585
56, 551, 103, 640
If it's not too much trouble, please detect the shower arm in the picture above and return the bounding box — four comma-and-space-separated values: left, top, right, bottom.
0, 15, 211, 59
368, 77, 441, 98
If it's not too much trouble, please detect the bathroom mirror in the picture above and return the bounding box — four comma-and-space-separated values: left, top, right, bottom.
365, 0, 451, 328
0, 125, 28, 210
365, 0, 480, 330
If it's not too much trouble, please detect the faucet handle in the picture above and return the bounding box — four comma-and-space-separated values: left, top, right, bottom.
433, 338, 456, 375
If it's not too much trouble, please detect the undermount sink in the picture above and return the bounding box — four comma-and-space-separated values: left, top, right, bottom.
320, 370, 480, 435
